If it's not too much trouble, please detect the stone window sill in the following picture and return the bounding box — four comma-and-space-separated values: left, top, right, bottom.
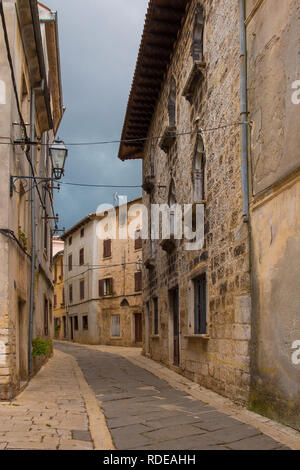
184, 334, 210, 340
151, 335, 160, 339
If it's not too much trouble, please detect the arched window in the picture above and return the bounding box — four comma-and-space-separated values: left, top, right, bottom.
168, 76, 176, 127
193, 134, 206, 201
192, 4, 205, 62
169, 179, 176, 236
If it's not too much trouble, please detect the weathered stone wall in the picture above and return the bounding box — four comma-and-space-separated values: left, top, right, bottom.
247, 0, 300, 431
142, 0, 251, 404
0, 1, 58, 399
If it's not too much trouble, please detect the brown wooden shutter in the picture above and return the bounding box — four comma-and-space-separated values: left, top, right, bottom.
60, 257, 63, 278
68, 254, 72, 271
79, 248, 84, 265
54, 262, 57, 283
69, 284, 73, 303
104, 239, 111, 258
109, 278, 114, 295
135, 231, 142, 250
135, 272, 142, 292
80, 280, 85, 300
99, 280, 104, 297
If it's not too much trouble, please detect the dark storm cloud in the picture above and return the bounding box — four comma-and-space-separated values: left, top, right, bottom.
45, 0, 148, 230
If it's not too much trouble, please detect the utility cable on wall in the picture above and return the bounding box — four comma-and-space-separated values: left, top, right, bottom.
0, 121, 250, 147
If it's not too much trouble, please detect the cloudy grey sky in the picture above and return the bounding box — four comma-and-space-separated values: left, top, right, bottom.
46, 0, 148, 231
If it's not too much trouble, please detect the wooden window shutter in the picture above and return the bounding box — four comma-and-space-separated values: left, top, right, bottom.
104, 239, 111, 258
109, 278, 114, 295
60, 258, 63, 278
135, 271, 142, 292
54, 262, 57, 283
80, 280, 85, 300
44, 298, 48, 336
99, 279, 104, 297
135, 231, 142, 250
68, 254, 72, 271
79, 248, 84, 266
69, 284, 73, 303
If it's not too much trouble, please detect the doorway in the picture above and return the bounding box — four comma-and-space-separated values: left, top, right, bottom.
144, 303, 150, 354
70, 317, 74, 341
17, 300, 28, 382
170, 287, 180, 366
134, 313, 142, 343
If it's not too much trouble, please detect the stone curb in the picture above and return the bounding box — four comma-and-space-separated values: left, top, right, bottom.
58, 350, 115, 451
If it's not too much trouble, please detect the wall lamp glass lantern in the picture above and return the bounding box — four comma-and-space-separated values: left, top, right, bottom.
49, 139, 68, 180
10, 138, 69, 197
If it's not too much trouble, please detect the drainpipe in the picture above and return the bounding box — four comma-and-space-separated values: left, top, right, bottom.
239, 0, 249, 222
28, 88, 36, 375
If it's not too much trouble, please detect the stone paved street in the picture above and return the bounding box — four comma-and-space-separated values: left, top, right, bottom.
55, 342, 293, 451
0, 342, 298, 451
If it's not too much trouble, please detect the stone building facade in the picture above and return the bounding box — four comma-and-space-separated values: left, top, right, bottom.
118, 0, 300, 430
61, 198, 143, 347
246, 0, 300, 430
53, 240, 66, 341
0, 1, 64, 398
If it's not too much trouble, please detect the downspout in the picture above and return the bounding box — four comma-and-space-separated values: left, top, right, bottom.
28, 89, 36, 375
239, 0, 249, 222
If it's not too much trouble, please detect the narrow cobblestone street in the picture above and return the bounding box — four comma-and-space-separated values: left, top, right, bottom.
1, 342, 298, 451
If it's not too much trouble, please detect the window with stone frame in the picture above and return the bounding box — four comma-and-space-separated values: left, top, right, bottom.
68, 254, 73, 271
79, 248, 84, 266
168, 75, 177, 128
111, 315, 121, 337
80, 280, 85, 300
153, 297, 159, 335
82, 315, 89, 330
192, 4, 205, 63
44, 298, 49, 336
74, 316, 79, 331
169, 179, 176, 236
193, 273, 207, 335
99, 278, 113, 297
69, 284, 73, 304
193, 133, 206, 202
135, 230, 142, 250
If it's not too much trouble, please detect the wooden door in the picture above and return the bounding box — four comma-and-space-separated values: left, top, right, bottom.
135, 313, 142, 343
173, 287, 180, 366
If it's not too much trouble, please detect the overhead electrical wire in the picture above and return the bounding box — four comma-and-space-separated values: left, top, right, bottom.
0, 121, 249, 147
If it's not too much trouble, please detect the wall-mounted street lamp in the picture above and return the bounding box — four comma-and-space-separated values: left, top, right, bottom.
49, 139, 68, 180
10, 139, 68, 197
